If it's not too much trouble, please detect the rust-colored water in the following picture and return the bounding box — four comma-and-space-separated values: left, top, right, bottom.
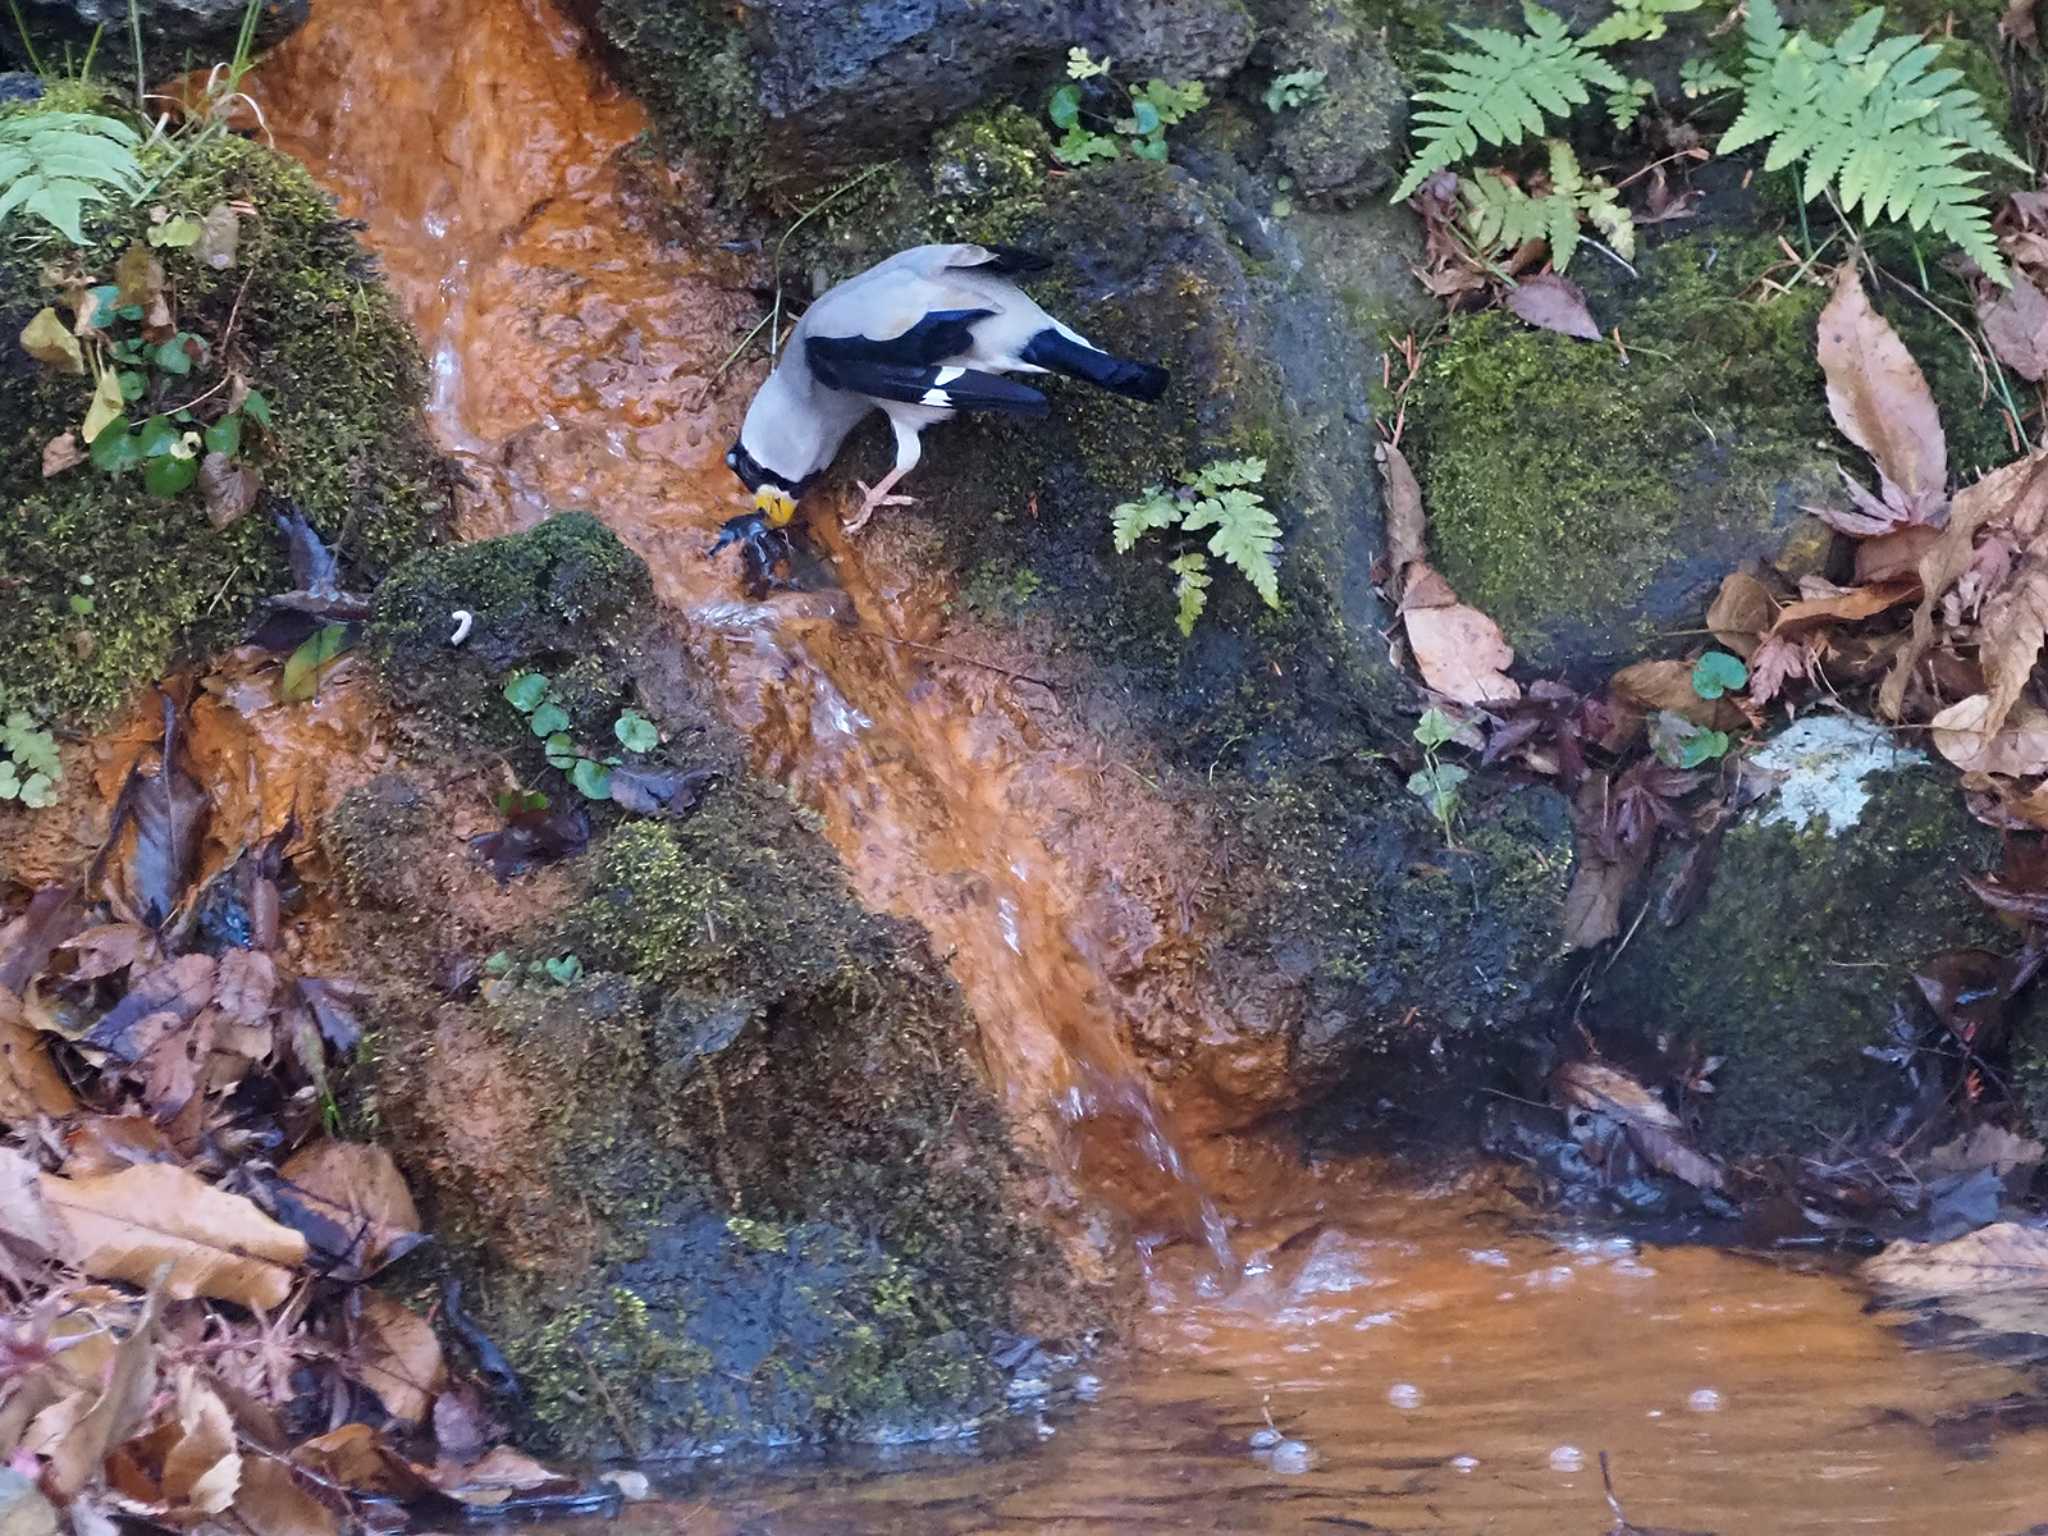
245, 2, 2048, 1527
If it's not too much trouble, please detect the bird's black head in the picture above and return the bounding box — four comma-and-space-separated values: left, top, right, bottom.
726, 440, 804, 526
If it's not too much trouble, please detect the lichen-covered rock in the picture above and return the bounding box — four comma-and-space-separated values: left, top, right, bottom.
334, 517, 1068, 1457
1592, 716, 2004, 1160
1, 116, 446, 724
8, 0, 306, 77
1091, 0, 1259, 81
1253, 0, 1407, 201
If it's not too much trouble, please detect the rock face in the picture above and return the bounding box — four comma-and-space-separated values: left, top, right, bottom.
1593, 716, 2004, 1160
10, 0, 307, 75
1253, 0, 1407, 201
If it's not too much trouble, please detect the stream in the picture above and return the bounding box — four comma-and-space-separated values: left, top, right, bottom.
244, 1, 2048, 1528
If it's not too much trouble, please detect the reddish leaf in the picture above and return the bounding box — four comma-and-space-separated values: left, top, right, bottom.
1980, 275, 2048, 380
1817, 266, 1948, 529
1506, 272, 1601, 340
1399, 564, 1521, 705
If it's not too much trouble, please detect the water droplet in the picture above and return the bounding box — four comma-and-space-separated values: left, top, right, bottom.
1689, 1388, 1723, 1412
1387, 1382, 1424, 1410
1268, 1439, 1315, 1474
1549, 1445, 1585, 1472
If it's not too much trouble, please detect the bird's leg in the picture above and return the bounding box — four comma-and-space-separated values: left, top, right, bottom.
846, 418, 924, 534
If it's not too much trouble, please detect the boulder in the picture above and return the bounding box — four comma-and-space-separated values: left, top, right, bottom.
9, 0, 306, 76
1253, 0, 1408, 202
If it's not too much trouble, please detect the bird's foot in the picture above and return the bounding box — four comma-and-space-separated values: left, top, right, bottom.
707, 512, 804, 597
846, 480, 917, 534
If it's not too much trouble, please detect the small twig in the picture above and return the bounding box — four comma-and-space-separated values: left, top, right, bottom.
1581, 238, 1639, 279
849, 625, 1058, 694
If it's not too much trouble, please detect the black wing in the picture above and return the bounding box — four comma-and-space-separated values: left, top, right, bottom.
805, 307, 993, 373
806, 349, 1049, 414
950, 244, 1052, 276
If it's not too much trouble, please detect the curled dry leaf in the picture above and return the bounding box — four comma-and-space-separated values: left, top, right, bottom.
346, 1293, 444, 1428
0, 1146, 69, 1282
289, 1424, 428, 1499
1977, 558, 2048, 741
1607, 659, 1742, 730
272, 1141, 424, 1282
1863, 1220, 2048, 1294
21, 307, 85, 373
1706, 568, 1777, 658
1551, 1058, 1726, 1192
1931, 695, 2048, 777
200, 453, 262, 530
1982, 275, 2048, 379
1398, 563, 1520, 706
40, 1163, 307, 1309
1768, 578, 1919, 636
32, 1284, 160, 1498
160, 1368, 242, 1516
1926, 1125, 2046, 1177
1817, 265, 1948, 528
431, 1445, 575, 1505
43, 432, 85, 478
232, 1456, 339, 1536
1505, 271, 1602, 341
1376, 440, 1426, 599
83, 953, 216, 1061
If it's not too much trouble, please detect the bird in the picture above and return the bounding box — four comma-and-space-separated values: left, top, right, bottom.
711, 242, 1170, 590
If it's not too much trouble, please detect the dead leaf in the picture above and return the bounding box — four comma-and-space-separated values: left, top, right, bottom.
0, 1146, 69, 1282
114, 244, 171, 333
21, 306, 85, 373
1399, 563, 1521, 705
201, 452, 261, 530
347, 1293, 443, 1427
1864, 1221, 2048, 1294
41, 1164, 307, 1308
81, 366, 124, 446
37, 1284, 160, 1498
0, 886, 82, 995
233, 1456, 339, 1536
1746, 633, 1815, 705
1883, 452, 2048, 717
1, 1019, 82, 1121
1932, 695, 2048, 776
1551, 1058, 1726, 1192
1977, 558, 2048, 741
288, 1424, 427, 1498
1706, 568, 1777, 657
61, 1115, 180, 1177
160, 1369, 242, 1516
1376, 440, 1426, 597
1927, 1125, 2046, 1177
2003, 0, 2039, 46
1562, 774, 1653, 949
1767, 578, 1919, 636
1505, 271, 1601, 340
1817, 265, 1948, 527
197, 203, 240, 271
94, 695, 209, 933
60, 923, 158, 983
1856, 524, 1942, 583
272, 1141, 424, 1282
43, 432, 85, 477
83, 953, 216, 1062
431, 1445, 574, 1505
1981, 275, 2048, 380
1607, 659, 1742, 729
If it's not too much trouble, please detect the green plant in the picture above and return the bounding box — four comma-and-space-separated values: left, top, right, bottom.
1264, 69, 1327, 113
481, 947, 584, 1001
1582, 0, 1701, 47
1460, 139, 1633, 269
1649, 709, 1733, 767
1679, 57, 1739, 98
1111, 458, 1281, 633
0, 108, 143, 244
502, 671, 660, 802
0, 698, 62, 809
1391, 5, 1627, 202
1690, 650, 1748, 699
1048, 47, 1208, 165
1407, 707, 1468, 844
1720, 0, 2027, 281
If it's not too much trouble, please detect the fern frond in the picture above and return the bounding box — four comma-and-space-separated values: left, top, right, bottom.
1391, 5, 1623, 201
1169, 554, 1211, 636
1182, 487, 1282, 609
1458, 141, 1630, 271
1111, 488, 1179, 552
1725, 4, 2021, 281
0, 110, 143, 244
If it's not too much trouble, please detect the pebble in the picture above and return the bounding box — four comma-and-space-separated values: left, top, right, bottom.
1387, 1382, 1424, 1410
599, 1472, 651, 1502
1073, 1373, 1102, 1401
1549, 1445, 1586, 1472
1688, 1388, 1723, 1413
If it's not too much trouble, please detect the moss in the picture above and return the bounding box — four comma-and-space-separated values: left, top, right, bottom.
926, 106, 1052, 244
589, 0, 763, 196
1596, 762, 2003, 1158
366, 512, 648, 739
1406, 235, 1833, 675
1, 124, 446, 724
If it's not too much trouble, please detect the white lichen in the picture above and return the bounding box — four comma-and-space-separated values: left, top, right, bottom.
1748, 714, 1923, 835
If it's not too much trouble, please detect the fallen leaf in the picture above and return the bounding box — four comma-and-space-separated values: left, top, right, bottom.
347, 1293, 443, 1427
1817, 265, 1948, 527
61, 1115, 179, 1177
2004, 0, 2039, 46
1884, 452, 2048, 717
0, 1146, 69, 1283
1746, 633, 1814, 705
197, 203, 241, 270
21, 306, 85, 373
1864, 1220, 2048, 1294
280, 624, 352, 704
1981, 275, 2048, 380
1376, 440, 1426, 596
431, 1445, 574, 1504
1856, 524, 1943, 584
114, 245, 167, 324
1552, 1058, 1726, 1192
213, 947, 278, 1029
1506, 271, 1601, 340
232, 1455, 339, 1536
293, 978, 364, 1052
1978, 558, 2048, 741
200, 452, 262, 530
41, 1164, 307, 1308
1927, 1125, 2046, 1177
1562, 780, 1651, 949
37, 1284, 160, 1498
0, 886, 81, 995
1932, 695, 2048, 776
608, 764, 714, 818
432, 1383, 492, 1461
81, 367, 124, 446
289, 1424, 427, 1498
472, 808, 592, 883
272, 1141, 424, 1282
0, 1019, 82, 1121
160, 1368, 242, 1516
1768, 578, 1919, 635
43, 431, 86, 477
60, 922, 157, 983
1399, 563, 1521, 706
94, 695, 209, 933
1706, 568, 1777, 657
83, 953, 217, 1061
1607, 659, 1742, 729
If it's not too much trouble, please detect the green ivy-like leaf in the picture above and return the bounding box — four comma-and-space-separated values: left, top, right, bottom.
1691, 650, 1749, 699
204, 413, 242, 457
614, 709, 659, 753
570, 759, 612, 800
530, 702, 571, 738
544, 732, 579, 771
503, 672, 549, 713
144, 453, 198, 498
1414, 707, 1460, 748
282, 623, 351, 702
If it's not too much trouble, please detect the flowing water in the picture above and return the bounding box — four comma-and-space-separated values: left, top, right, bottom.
246, 3, 2048, 1528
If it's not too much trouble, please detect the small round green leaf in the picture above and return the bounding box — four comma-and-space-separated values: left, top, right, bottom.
242, 390, 273, 428
614, 709, 658, 754
204, 413, 242, 457
569, 758, 612, 800
502, 672, 549, 713
1691, 651, 1749, 700
544, 731, 579, 770
529, 702, 571, 738
144, 453, 198, 498
1049, 83, 1082, 128
89, 423, 140, 473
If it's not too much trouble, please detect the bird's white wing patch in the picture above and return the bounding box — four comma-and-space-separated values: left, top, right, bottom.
920, 388, 953, 407
933, 366, 965, 385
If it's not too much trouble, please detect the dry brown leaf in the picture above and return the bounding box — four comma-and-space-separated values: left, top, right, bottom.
1977, 559, 2048, 741
1607, 659, 1743, 729
232, 1456, 339, 1536
1768, 578, 1919, 635
60, 923, 157, 983
160, 1368, 242, 1516
1864, 1220, 2048, 1294
83, 953, 216, 1062
1505, 271, 1601, 341
432, 1446, 574, 1505
347, 1294, 443, 1427
42, 1164, 307, 1309
289, 1424, 427, 1499
35, 1285, 161, 1498
1930, 695, 2048, 776
200, 453, 261, 531
1856, 524, 1942, 583
1981, 275, 2048, 379
61, 1115, 179, 1177
1883, 452, 2048, 717
214, 949, 278, 1030
1399, 563, 1521, 705
2005, 0, 2040, 45
1376, 441, 1426, 598
1, 1017, 82, 1120
1818, 265, 1947, 526
274, 1141, 423, 1281
1705, 568, 1777, 657
1927, 1125, 2046, 1176
1552, 1059, 1726, 1192
0, 1146, 68, 1286
43, 432, 85, 478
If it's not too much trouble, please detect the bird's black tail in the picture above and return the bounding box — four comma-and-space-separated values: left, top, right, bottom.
1021, 328, 1170, 402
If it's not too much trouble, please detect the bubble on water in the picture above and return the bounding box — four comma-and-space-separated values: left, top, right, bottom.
1465, 1247, 1511, 1268
1268, 1439, 1315, 1474
1249, 1426, 1283, 1449
1072, 1374, 1101, 1401
1689, 1388, 1723, 1413
1448, 1455, 1480, 1474
1549, 1445, 1586, 1472
1387, 1382, 1424, 1410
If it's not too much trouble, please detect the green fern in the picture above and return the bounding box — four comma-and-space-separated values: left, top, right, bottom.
0, 110, 144, 245
1721, 0, 2026, 281
1582, 0, 1703, 48
1108, 457, 1280, 628
1169, 553, 1212, 635
1460, 140, 1633, 270
1392, 4, 1627, 202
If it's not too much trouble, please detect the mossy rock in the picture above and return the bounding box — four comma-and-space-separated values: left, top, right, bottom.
1250, 0, 1408, 201
1592, 716, 2004, 1160
5, 0, 306, 80
1404, 232, 1841, 682
1, 120, 447, 725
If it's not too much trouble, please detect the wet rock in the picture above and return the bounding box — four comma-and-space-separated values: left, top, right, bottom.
0, 71, 41, 101
1592, 715, 2004, 1160
9, 0, 306, 77
1089, 0, 1257, 82
1253, 0, 1408, 202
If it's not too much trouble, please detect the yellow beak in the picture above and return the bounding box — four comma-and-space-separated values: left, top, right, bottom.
754, 487, 797, 526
